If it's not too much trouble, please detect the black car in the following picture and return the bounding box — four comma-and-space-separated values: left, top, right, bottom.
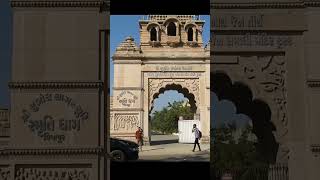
110, 138, 139, 161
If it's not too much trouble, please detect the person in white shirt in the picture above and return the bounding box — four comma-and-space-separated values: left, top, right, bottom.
192, 124, 201, 152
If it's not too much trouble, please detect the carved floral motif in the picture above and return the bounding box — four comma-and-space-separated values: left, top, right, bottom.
111, 114, 140, 132
0, 166, 10, 180
243, 56, 287, 133
242, 55, 288, 162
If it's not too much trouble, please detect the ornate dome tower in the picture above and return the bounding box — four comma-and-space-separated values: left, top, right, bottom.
139, 15, 205, 49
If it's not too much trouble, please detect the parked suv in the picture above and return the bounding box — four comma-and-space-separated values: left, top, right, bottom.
110, 138, 139, 161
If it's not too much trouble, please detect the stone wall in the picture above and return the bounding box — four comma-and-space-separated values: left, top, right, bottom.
0, 1, 110, 180
211, 0, 320, 179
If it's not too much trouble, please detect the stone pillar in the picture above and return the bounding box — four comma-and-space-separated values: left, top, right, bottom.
4, 1, 109, 180
111, 37, 144, 143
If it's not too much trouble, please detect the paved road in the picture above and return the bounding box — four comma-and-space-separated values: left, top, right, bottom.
138, 135, 210, 161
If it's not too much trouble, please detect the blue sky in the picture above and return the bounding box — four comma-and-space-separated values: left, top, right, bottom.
110, 15, 210, 113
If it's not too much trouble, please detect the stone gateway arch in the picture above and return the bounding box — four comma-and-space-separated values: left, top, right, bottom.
110, 15, 210, 145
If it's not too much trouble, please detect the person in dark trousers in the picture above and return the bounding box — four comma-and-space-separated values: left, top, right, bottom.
192, 124, 201, 152
135, 127, 144, 151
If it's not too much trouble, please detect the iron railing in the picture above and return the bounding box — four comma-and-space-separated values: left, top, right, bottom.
142, 15, 200, 21
213, 164, 288, 180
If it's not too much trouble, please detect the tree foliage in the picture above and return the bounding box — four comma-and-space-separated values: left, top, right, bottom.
211, 122, 267, 172
151, 101, 194, 134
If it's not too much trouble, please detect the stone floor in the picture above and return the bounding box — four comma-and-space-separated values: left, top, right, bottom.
137, 135, 210, 161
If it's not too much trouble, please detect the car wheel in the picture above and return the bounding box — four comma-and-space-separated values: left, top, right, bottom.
110, 150, 126, 161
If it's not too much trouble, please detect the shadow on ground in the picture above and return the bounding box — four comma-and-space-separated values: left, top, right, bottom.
150, 139, 179, 145
141, 147, 165, 152
159, 153, 209, 161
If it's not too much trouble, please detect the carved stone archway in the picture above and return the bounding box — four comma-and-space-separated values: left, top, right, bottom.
111, 15, 210, 145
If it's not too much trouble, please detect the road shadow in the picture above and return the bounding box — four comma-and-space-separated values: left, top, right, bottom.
141, 147, 165, 152
160, 154, 209, 161
150, 139, 179, 145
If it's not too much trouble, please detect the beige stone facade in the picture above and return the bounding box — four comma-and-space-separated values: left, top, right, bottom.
110, 15, 211, 144
211, 0, 320, 179
0, 1, 110, 180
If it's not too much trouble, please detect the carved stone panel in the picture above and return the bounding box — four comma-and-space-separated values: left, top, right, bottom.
113, 90, 140, 108
212, 33, 294, 51
211, 12, 305, 31
110, 113, 140, 133
241, 55, 288, 137
214, 55, 289, 162
212, 54, 289, 162
0, 165, 10, 180
11, 92, 100, 147
14, 165, 92, 180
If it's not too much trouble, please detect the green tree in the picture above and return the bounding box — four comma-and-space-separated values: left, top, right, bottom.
211, 123, 268, 177
151, 100, 194, 134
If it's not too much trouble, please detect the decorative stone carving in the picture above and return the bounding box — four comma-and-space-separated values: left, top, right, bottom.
115, 90, 139, 108
307, 79, 320, 88
211, 2, 303, 9
111, 113, 140, 133
11, 1, 106, 8
277, 144, 290, 163
0, 148, 103, 156
15, 166, 91, 180
0, 166, 10, 180
8, 81, 103, 90
110, 113, 114, 130
116, 36, 140, 53
0, 109, 10, 138
211, 1, 320, 9
21, 93, 89, 144
147, 15, 200, 21
311, 144, 320, 157
242, 56, 287, 134
148, 78, 200, 110
241, 55, 288, 161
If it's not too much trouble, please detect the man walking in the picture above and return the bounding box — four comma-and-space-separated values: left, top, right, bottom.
135, 127, 144, 152
192, 124, 201, 152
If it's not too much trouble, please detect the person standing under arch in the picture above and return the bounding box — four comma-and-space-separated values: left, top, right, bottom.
135, 127, 144, 152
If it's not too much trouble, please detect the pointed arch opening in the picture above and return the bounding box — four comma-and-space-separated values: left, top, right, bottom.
150, 83, 197, 114
150, 27, 157, 41
149, 83, 198, 145
167, 22, 176, 36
